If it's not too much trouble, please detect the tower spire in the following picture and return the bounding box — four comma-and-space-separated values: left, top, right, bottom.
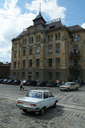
39, 3, 41, 14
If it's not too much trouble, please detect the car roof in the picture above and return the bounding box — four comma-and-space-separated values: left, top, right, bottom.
29, 90, 50, 92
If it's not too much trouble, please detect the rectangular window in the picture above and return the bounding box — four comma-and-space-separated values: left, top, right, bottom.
56, 72, 60, 80
55, 33, 57, 40
56, 45, 60, 53
29, 37, 31, 43
22, 72, 25, 78
39, 35, 41, 41
49, 72, 52, 79
58, 33, 60, 39
32, 37, 33, 43
36, 72, 39, 79
36, 36, 38, 42
36, 47, 40, 54
48, 35, 50, 41
29, 48, 32, 55
14, 44, 17, 48
18, 50, 20, 58
49, 46, 52, 54
74, 59, 78, 66
74, 35, 77, 42
78, 35, 80, 41
14, 51, 17, 58
23, 60, 25, 67
51, 34, 53, 41
36, 59, 40, 66
56, 58, 60, 66
49, 59, 52, 66
29, 59, 32, 67
74, 47, 78, 54
23, 49, 26, 56
14, 62, 16, 68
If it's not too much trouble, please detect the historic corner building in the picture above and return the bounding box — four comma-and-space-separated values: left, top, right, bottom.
10, 11, 85, 82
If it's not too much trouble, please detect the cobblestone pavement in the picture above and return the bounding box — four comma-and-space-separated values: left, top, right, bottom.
0, 84, 85, 128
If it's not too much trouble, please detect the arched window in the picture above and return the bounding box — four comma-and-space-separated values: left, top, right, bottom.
78, 35, 80, 41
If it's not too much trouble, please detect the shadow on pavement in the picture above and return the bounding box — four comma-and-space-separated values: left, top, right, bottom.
21, 105, 64, 120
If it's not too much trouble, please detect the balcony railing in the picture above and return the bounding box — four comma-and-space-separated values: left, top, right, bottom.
69, 65, 81, 71
70, 51, 80, 58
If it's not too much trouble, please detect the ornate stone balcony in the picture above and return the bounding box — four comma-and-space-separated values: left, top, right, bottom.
69, 65, 81, 71
70, 51, 80, 58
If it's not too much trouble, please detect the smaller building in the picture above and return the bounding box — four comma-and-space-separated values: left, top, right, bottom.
0, 62, 11, 79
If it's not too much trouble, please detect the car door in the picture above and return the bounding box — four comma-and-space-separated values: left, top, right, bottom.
70, 83, 74, 90
43, 92, 50, 108
48, 92, 55, 106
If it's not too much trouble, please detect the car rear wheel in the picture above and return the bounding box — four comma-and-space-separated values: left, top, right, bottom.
67, 88, 70, 92
39, 107, 45, 115
22, 109, 27, 113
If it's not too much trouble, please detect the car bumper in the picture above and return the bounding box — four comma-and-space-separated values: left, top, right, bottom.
16, 104, 40, 111
60, 88, 67, 91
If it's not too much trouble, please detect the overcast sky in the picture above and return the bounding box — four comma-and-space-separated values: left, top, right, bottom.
0, 0, 85, 63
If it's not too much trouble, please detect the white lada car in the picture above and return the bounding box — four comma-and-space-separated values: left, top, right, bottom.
16, 90, 58, 115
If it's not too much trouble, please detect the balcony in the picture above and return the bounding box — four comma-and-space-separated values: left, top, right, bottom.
69, 65, 81, 71
70, 51, 80, 58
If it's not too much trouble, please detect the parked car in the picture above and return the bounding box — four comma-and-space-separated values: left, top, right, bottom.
37, 81, 47, 87
26, 81, 31, 86
12, 80, 20, 85
16, 89, 58, 115
57, 82, 63, 87
46, 81, 57, 87
0, 79, 3, 83
2, 79, 8, 84
22, 80, 28, 86
6, 79, 14, 85
59, 82, 79, 91
29, 81, 37, 86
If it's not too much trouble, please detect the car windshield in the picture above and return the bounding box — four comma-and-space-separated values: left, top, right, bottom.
64, 82, 70, 86
26, 91, 42, 99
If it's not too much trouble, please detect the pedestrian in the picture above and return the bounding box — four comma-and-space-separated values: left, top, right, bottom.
20, 80, 24, 90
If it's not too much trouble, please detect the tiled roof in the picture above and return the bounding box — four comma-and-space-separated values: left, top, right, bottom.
68, 25, 84, 31
45, 21, 62, 30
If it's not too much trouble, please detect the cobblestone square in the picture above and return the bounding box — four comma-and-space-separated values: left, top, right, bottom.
0, 84, 85, 128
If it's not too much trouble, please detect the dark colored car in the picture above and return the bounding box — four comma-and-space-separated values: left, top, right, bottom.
22, 80, 30, 86
46, 81, 57, 87
6, 79, 14, 85
37, 81, 47, 87
12, 80, 20, 85
2, 79, 8, 84
29, 81, 37, 86
26, 80, 31, 86
0, 79, 3, 83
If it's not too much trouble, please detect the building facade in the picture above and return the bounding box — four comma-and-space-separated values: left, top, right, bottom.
0, 62, 11, 79
10, 12, 85, 82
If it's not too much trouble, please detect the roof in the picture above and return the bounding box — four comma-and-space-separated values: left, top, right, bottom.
30, 90, 50, 92
33, 12, 46, 23
68, 25, 84, 31
45, 20, 62, 30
